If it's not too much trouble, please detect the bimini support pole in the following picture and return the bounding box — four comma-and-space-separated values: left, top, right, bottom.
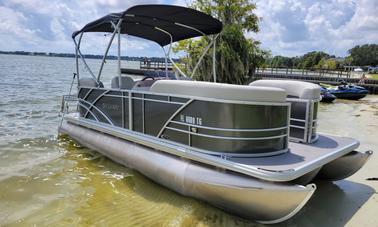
190, 35, 218, 79
175, 23, 219, 80
73, 33, 98, 85
75, 35, 80, 86
155, 27, 188, 78
212, 34, 217, 82
97, 19, 123, 82
117, 23, 122, 89
161, 46, 169, 79
164, 48, 168, 78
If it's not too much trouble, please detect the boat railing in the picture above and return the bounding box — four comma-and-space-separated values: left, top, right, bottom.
76, 86, 291, 157
60, 94, 79, 115
287, 98, 319, 143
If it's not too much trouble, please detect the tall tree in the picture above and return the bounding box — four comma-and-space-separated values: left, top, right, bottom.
299, 51, 331, 69
173, 0, 265, 84
348, 44, 378, 66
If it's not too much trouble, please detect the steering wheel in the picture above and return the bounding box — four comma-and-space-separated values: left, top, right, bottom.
141, 76, 155, 81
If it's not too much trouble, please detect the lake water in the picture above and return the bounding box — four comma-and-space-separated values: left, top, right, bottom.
0, 54, 377, 226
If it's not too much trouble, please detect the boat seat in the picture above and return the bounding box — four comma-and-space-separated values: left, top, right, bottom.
111, 76, 135, 90
79, 78, 103, 88
150, 80, 286, 102
250, 80, 320, 144
249, 80, 321, 100
132, 79, 157, 91
144, 70, 177, 80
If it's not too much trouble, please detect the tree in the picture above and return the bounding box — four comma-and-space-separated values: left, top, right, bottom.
299, 51, 331, 69
266, 55, 294, 68
265, 51, 335, 69
348, 44, 378, 66
173, 0, 264, 84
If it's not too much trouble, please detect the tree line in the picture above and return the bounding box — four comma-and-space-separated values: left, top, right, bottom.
265, 44, 378, 70
0, 50, 178, 62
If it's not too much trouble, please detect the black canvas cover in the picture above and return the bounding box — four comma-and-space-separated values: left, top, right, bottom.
72, 5, 222, 46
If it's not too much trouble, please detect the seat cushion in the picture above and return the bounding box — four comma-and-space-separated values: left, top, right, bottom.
150, 80, 286, 102
249, 80, 321, 100
79, 78, 103, 87
111, 76, 135, 90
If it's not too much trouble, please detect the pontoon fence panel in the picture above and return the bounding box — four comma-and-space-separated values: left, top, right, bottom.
77, 87, 290, 156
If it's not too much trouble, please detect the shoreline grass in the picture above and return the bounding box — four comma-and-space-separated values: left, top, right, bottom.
368, 74, 378, 80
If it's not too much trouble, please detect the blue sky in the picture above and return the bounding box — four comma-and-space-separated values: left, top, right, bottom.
0, 0, 377, 57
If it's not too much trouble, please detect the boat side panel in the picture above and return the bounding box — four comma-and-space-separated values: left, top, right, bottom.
164, 100, 288, 154
77, 87, 290, 155
132, 96, 143, 132
144, 101, 182, 136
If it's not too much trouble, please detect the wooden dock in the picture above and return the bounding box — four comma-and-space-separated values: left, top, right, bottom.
140, 61, 174, 70
253, 67, 378, 94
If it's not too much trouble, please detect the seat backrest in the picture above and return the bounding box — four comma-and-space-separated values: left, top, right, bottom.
79, 78, 103, 88
249, 80, 321, 100
144, 70, 177, 80
150, 80, 286, 102
111, 76, 135, 90
250, 80, 320, 144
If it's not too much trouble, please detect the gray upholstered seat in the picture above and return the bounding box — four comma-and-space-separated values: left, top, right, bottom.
249, 80, 321, 100
250, 80, 320, 143
111, 76, 135, 90
150, 80, 286, 102
79, 78, 103, 87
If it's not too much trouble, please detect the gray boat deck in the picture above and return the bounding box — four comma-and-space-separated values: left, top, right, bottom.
229, 135, 359, 172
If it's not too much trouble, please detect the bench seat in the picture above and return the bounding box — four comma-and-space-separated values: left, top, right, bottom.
249, 80, 321, 100
150, 80, 286, 102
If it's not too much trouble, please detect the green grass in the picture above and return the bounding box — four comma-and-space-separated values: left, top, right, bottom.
368, 74, 378, 80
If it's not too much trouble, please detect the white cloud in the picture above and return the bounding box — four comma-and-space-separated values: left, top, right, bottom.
253, 0, 378, 56
0, 0, 163, 56
0, 6, 36, 38
0, 0, 376, 57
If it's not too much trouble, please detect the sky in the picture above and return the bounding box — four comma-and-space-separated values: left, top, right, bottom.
0, 0, 377, 57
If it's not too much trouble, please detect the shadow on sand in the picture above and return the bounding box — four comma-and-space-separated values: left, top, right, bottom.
274, 180, 375, 227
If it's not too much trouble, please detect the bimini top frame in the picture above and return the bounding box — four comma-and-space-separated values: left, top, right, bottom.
72, 4, 223, 85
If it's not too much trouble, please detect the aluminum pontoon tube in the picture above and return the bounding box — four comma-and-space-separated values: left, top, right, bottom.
316, 150, 373, 181
59, 120, 316, 224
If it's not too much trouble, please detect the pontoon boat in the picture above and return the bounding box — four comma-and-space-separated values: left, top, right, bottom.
58, 5, 372, 224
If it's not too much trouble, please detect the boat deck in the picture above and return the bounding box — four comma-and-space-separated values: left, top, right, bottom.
230, 135, 359, 172
64, 114, 359, 182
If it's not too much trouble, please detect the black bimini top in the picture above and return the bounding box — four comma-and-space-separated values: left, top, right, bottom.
72, 4, 222, 46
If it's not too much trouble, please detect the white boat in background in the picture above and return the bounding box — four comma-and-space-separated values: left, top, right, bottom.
58, 4, 372, 224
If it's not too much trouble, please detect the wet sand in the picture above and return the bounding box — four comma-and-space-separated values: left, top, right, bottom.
279, 95, 378, 227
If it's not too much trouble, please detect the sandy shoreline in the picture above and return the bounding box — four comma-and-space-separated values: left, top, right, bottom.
276, 95, 378, 227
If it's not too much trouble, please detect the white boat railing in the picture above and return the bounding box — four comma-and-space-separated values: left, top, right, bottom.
287, 98, 319, 143
74, 86, 291, 157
